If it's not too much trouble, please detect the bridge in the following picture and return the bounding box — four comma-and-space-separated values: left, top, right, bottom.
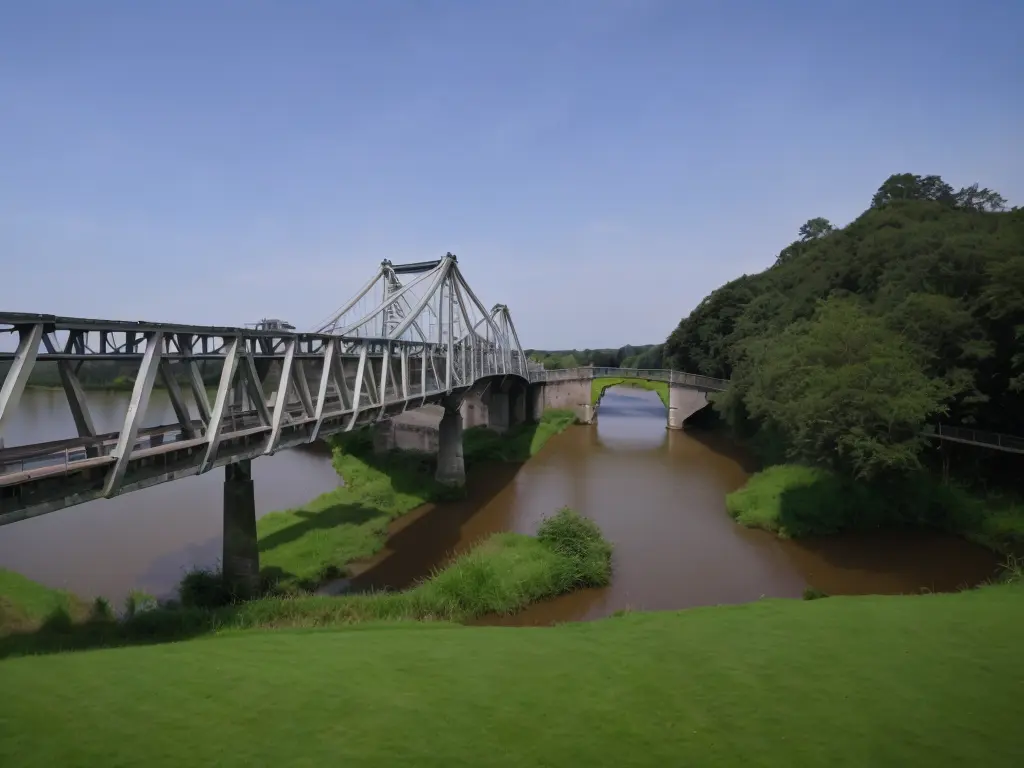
0, 255, 726, 595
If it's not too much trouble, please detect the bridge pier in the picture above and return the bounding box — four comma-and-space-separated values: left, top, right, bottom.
667, 386, 710, 429
372, 418, 396, 454
509, 384, 527, 426
487, 391, 510, 433
435, 400, 465, 486
223, 459, 260, 599
460, 391, 489, 428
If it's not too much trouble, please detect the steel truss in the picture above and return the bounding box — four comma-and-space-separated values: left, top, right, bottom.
0, 254, 528, 523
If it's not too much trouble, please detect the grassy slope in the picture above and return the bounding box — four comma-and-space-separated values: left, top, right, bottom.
3, 584, 1022, 767
257, 409, 577, 591
0, 570, 89, 633
727, 464, 1024, 552
591, 377, 669, 407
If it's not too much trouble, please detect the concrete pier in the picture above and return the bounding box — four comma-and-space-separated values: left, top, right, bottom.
510, 385, 527, 426
223, 459, 260, 599
435, 400, 466, 486
667, 386, 710, 429
487, 391, 510, 433
460, 391, 489, 428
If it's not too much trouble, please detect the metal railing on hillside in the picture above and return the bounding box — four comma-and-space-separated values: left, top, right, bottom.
528, 366, 730, 392
922, 425, 1024, 455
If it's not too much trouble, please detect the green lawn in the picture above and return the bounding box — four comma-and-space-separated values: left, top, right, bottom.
2, 583, 1022, 767
591, 376, 669, 407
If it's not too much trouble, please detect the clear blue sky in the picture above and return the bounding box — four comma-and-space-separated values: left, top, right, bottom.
2, 0, 1021, 349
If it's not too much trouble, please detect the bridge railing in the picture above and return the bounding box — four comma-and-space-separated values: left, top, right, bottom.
922, 425, 1024, 454
528, 366, 729, 391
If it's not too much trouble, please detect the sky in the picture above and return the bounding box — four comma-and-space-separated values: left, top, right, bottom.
1, 0, 1022, 350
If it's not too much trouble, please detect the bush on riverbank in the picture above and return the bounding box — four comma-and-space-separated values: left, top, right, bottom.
590, 377, 669, 407
727, 464, 1024, 551
0, 507, 612, 656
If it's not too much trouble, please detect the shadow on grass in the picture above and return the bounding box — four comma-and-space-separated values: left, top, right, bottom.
258, 503, 384, 556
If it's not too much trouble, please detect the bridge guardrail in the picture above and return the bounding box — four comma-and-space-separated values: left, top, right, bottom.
922, 425, 1024, 454
527, 366, 729, 391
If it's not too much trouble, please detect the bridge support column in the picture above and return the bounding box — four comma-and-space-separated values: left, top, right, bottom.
435, 400, 465, 486
526, 384, 544, 423
223, 459, 260, 599
487, 391, 510, 433
509, 385, 527, 426
460, 391, 489, 428
372, 419, 395, 454
667, 386, 710, 430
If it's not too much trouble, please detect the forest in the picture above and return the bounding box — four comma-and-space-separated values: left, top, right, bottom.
664, 173, 1022, 484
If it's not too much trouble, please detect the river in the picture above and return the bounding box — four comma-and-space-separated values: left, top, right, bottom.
0, 387, 1001, 620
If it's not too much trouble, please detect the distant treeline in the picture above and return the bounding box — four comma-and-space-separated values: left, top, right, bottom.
2, 361, 221, 391
525, 344, 664, 371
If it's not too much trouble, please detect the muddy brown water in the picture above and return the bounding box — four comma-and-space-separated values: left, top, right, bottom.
0, 387, 1002, 619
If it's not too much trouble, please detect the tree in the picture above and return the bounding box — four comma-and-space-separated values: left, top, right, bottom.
798, 217, 835, 242
734, 298, 952, 479
871, 173, 954, 208
955, 183, 1007, 212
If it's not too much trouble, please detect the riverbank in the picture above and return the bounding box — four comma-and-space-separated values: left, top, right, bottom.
591, 377, 669, 407
255, 408, 578, 593
727, 464, 1024, 554
0, 506, 612, 655
3, 577, 1021, 766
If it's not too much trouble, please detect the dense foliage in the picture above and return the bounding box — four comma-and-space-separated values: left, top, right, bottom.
665, 173, 1023, 479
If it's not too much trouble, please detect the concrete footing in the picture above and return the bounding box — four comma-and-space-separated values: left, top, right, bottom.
667, 386, 710, 429
223, 459, 260, 599
435, 401, 465, 486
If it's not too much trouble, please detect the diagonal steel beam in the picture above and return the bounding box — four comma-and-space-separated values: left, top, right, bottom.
103, 331, 164, 496
0, 323, 43, 438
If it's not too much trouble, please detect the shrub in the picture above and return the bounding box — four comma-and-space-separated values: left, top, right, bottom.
178, 566, 233, 609
537, 506, 614, 587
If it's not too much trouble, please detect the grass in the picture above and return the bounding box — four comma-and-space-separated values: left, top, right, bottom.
0, 570, 90, 633
255, 409, 578, 592
462, 408, 576, 464
591, 376, 669, 407
727, 463, 1024, 552
0, 508, 611, 657
2, 582, 1022, 767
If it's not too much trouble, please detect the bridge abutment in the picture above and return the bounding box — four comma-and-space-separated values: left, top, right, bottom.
435, 400, 466, 486
531, 379, 593, 424
667, 386, 710, 429
223, 459, 260, 599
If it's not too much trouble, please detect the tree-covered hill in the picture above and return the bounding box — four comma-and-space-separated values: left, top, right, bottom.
664, 173, 1023, 479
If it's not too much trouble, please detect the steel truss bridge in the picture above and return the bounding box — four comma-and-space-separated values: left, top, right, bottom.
0, 255, 533, 525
